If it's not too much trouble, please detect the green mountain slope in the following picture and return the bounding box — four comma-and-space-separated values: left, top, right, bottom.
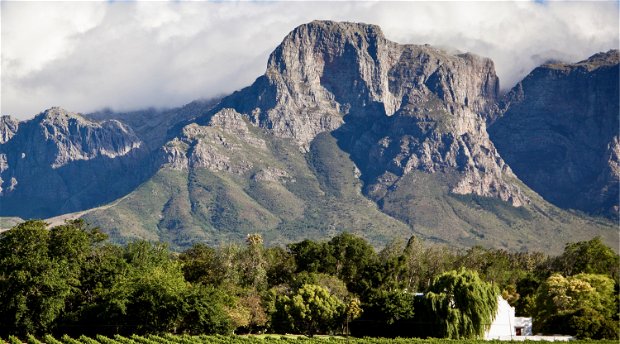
81, 112, 616, 253
83, 123, 412, 251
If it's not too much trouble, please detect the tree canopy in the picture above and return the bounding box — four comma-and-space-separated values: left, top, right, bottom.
0, 221, 617, 339
426, 269, 499, 339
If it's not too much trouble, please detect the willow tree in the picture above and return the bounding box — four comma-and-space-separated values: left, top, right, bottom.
426, 268, 499, 339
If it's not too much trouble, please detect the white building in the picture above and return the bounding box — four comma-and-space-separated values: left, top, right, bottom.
484, 296, 573, 341
485, 296, 534, 340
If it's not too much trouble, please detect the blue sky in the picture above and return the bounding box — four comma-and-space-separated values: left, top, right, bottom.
1, 1, 618, 120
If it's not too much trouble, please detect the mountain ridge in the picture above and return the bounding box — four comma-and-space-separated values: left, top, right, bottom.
490, 49, 619, 219
1, 21, 617, 253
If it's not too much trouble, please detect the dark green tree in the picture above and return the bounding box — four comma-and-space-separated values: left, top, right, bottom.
264, 246, 296, 287
179, 243, 224, 286
288, 239, 335, 274
328, 233, 377, 287
0, 220, 101, 336
353, 287, 415, 337
552, 237, 619, 280
426, 268, 499, 339
177, 285, 233, 335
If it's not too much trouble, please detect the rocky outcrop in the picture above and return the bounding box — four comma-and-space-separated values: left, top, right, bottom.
0, 107, 148, 217
218, 21, 499, 146
162, 108, 265, 174
0, 116, 19, 144
87, 98, 220, 150
34, 107, 142, 168
210, 20, 525, 206
490, 50, 619, 218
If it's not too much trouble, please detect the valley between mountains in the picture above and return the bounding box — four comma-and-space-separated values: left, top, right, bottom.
0, 21, 617, 253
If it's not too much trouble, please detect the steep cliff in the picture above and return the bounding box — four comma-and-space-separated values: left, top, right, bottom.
82, 21, 615, 252
0, 107, 148, 217
490, 50, 620, 219
212, 21, 526, 207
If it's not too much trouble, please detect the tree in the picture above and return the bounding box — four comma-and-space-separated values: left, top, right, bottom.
344, 296, 363, 336
425, 268, 499, 339
533, 273, 618, 339
401, 236, 456, 292
59, 243, 129, 336
238, 233, 267, 290
552, 237, 619, 280
179, 243, 224, 286
328, 233, 377, 287
0, 220, 103, 336
288, 239, 335, 274
178, 285, 233, 335
264, 246, 296, 287
364, 289, 414, 326
274, 284, 345, 336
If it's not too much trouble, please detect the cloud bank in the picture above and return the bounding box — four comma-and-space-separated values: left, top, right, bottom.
1, 1, 618, 120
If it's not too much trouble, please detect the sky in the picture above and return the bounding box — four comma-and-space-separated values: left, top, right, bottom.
1, 1, 618, 120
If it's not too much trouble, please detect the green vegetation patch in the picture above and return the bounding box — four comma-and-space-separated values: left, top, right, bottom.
3, 334, 619, 344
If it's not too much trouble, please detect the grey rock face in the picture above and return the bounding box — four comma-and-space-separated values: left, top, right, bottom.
490, 50, 619, 218
35, 107, 142, 168
87, 98, 220, 151
162, 108, 265, 174
0, 116, 19, 144
211, 20, 525, 205
0, 107, 148, 217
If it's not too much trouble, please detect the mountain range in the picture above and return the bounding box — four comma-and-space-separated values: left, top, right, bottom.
1, 21, 617, 253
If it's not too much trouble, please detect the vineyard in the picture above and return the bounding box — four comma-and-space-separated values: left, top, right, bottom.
0, 334, 617, 344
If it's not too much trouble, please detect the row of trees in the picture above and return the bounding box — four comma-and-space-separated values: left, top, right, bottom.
0, 220, 617, 339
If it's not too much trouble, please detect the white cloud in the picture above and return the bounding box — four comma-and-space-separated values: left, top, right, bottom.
1, 1, 618, 120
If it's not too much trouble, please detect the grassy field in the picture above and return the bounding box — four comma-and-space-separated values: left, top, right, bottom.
2, 334, 618, 344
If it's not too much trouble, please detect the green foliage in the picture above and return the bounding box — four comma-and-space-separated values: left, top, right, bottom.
401, 236, 457, 292
274, 284, 346, 336
533, 273, 619, 339
362, 289, 415, 325
179, 244, 223, 286
7, 336, 21, 344
552, 237, 619, 280
426, 269, 499, 339
238, 234, 267, 290
328, 233, 377, 287
264, 246, 296, 287
5, 334, 620, 344
289, 233, 378, 293
177, 285, 234, 335
0, 220, 103, 336
288, 240, 335, 275
0, 221, 618, 339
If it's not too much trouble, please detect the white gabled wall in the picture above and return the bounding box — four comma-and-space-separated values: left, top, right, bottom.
484, 296, 516, 340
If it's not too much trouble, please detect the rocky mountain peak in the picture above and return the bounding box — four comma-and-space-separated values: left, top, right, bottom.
217, 21, 499, 148
162, 108, 265, 173
490, 49, 619, 218
200, 21, 524, 206
15, 107, 143, 168
574, 49, 619, 68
